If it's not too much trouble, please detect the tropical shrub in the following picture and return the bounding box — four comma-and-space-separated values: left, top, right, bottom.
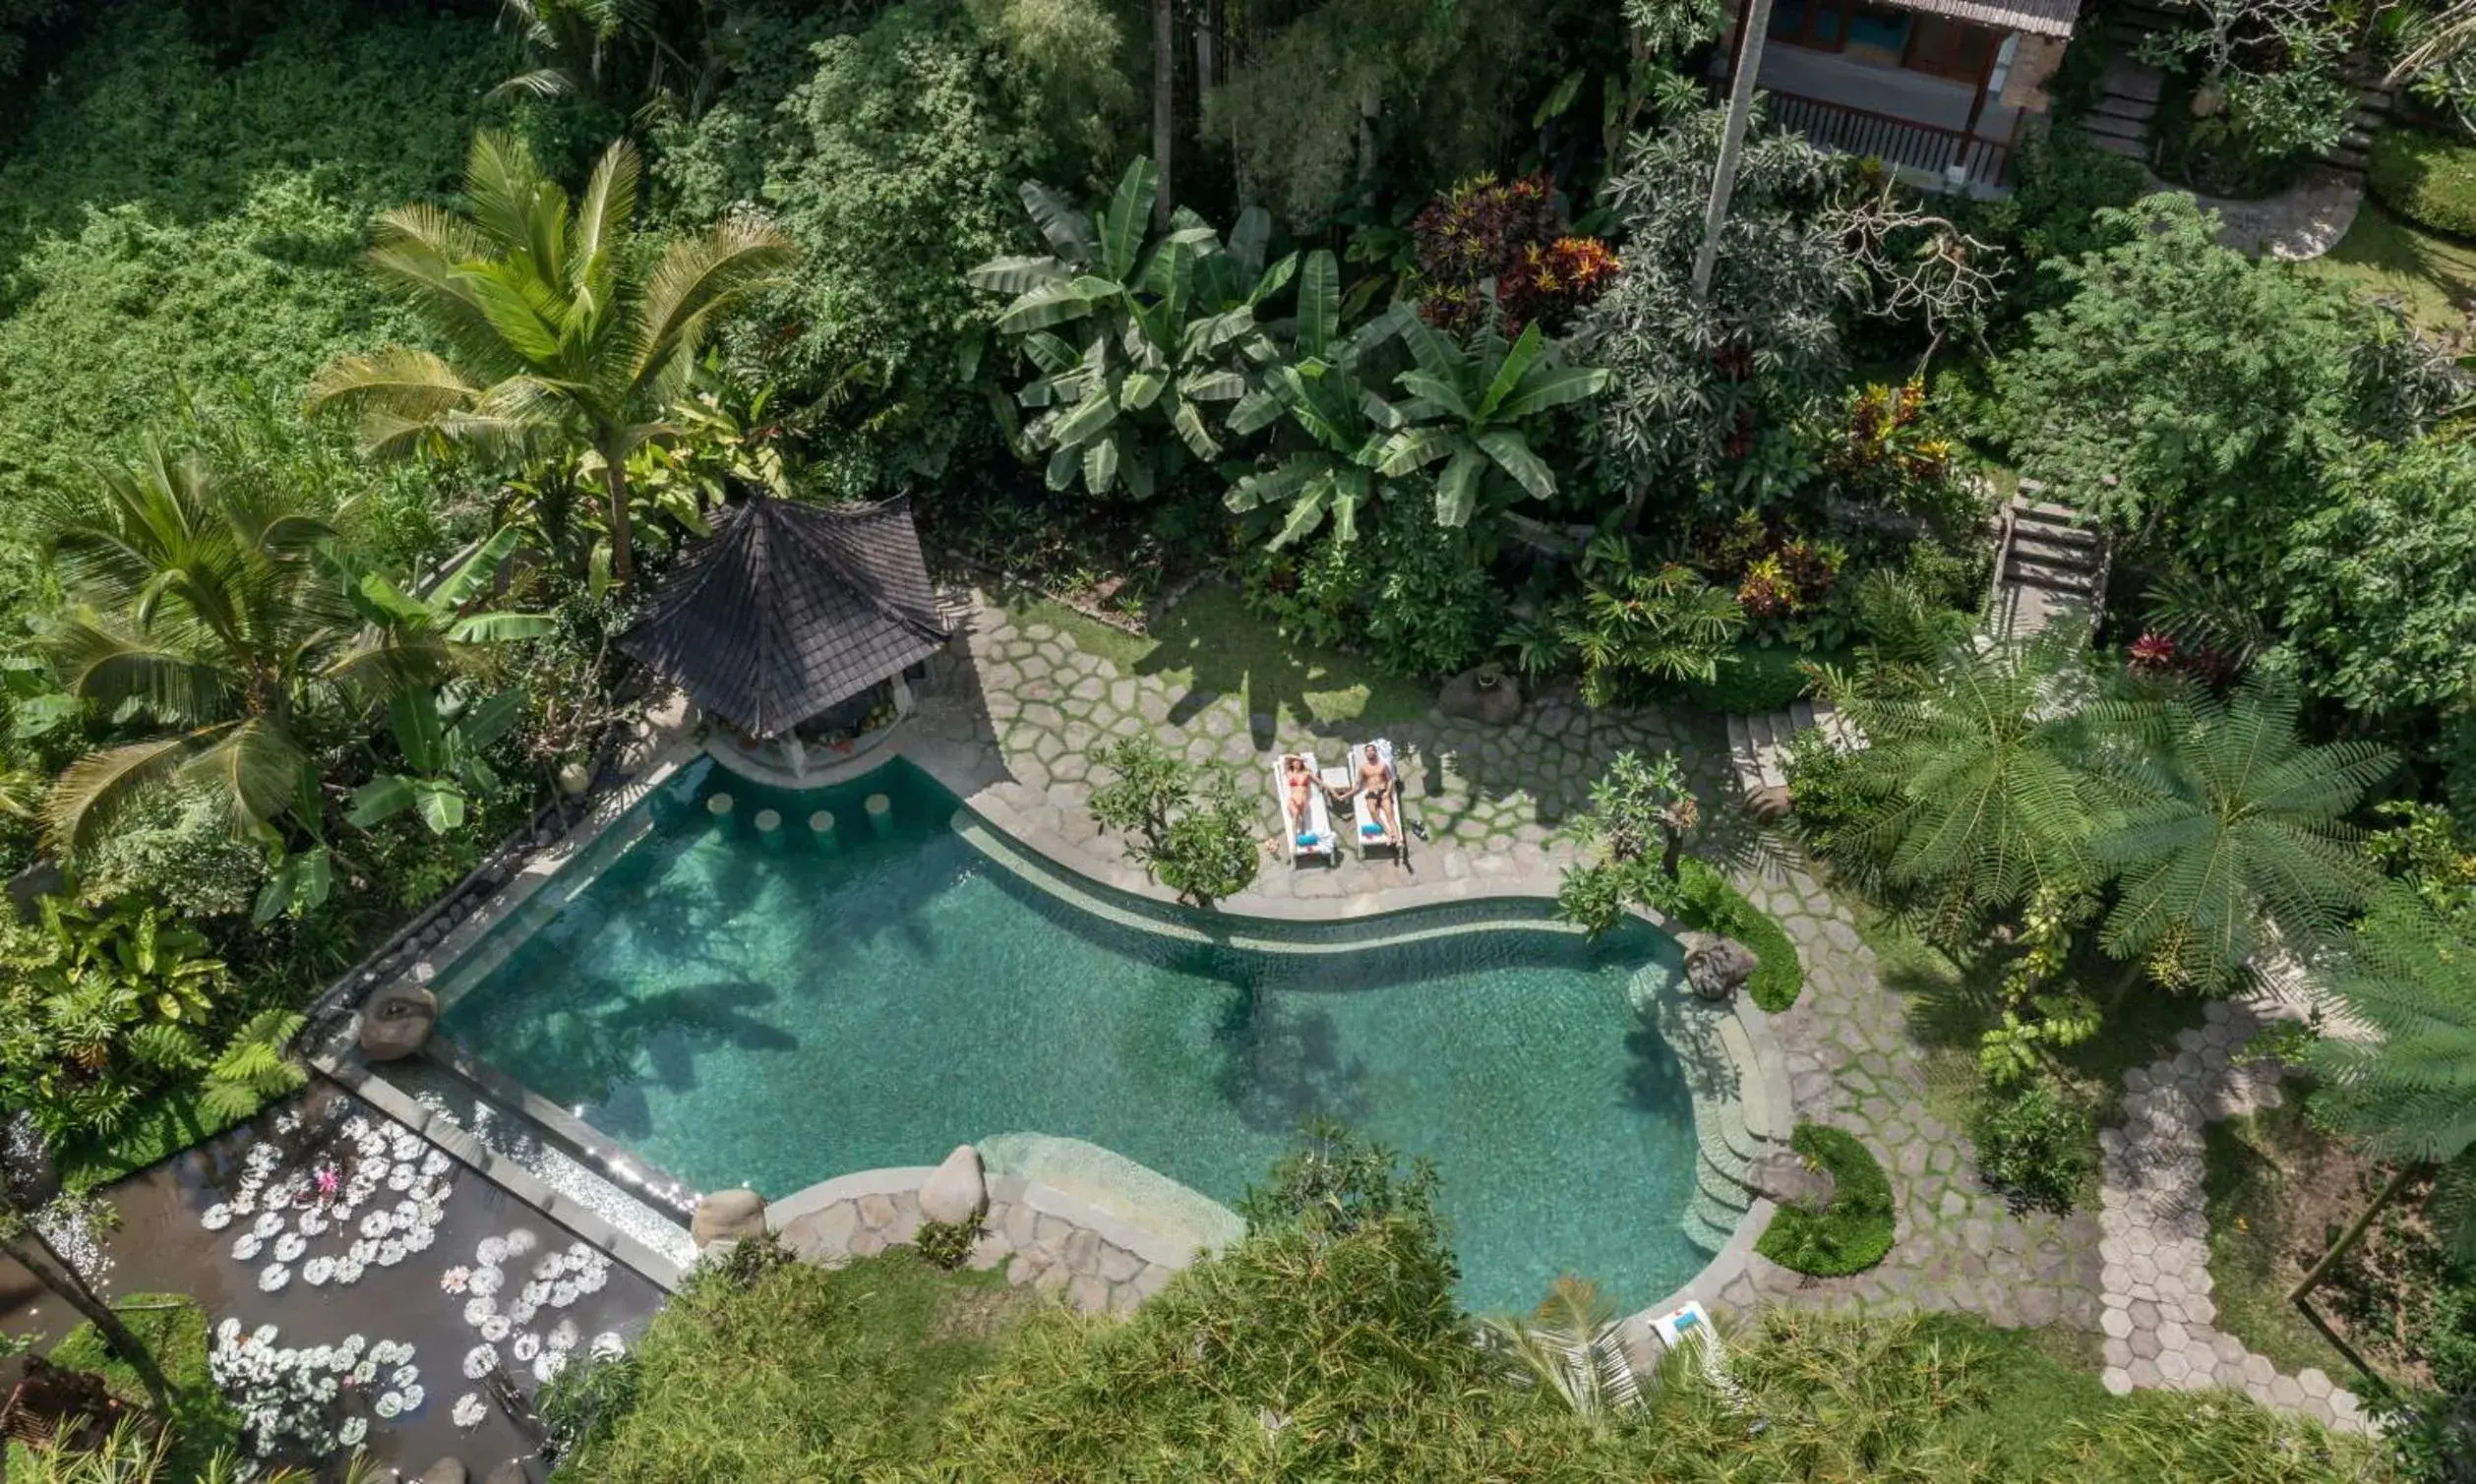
1524, 537, 1745, 706
2278, 437, 2476, 728
1087, 737, 1259, 906
75, 789, 271, 921
2370, 125, 2476, 238
1987, 194, 2440, 600
1670, 640, 1817, 716
1972, 1076, 2090, 1210
1357, 510, 1500, 680
1374, 316, 1608, 531
0, 899, 303, 1145
971, 157, 1292, 502
1756, 1123, 1896, 1276
1992, 125, 2146, 277
1407, 173, 1618, 335
650, 0, 1051, 493
551, 1246, 1019, 1481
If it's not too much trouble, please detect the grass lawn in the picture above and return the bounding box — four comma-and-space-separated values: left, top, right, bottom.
1000, 586, 1436, 731
37, 1294, 239, 1476
1857, 908, 2208, 1205
2202, 1104, 2361, 1382
2297, 201, 2476, 334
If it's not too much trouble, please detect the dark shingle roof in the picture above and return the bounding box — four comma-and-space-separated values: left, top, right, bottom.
618, 493, 948, 739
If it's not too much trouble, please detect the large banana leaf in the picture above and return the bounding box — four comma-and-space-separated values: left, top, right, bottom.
995, 280, 1102, 334
1295, 250, 1340, 359
1477, 323, 1549, 421
1498, 363, 1612, 419
1432, 446, 1489, 528
1017, 181, 1097, 266
1098, 157, 1158, 284
964, 255, 1068, 295
1478, 429, 1557, 501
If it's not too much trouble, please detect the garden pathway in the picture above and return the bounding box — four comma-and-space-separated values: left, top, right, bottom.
1722, 862, 2104, 1332
901, 592, 2105, 1335
2097, 996, 2371, 1433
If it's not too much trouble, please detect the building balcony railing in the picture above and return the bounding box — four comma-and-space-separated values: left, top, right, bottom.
1762, 89, 2015, 190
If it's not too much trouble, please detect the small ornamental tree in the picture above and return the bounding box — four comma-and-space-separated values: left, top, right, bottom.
1088, 737, 1261, 907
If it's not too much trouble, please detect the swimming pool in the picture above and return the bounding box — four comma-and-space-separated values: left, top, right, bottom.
435, 757, 1720, 1315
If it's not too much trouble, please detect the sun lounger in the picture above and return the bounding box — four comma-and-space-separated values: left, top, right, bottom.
1651, 1300, 1749, 1408
1272, 752, 1337, 863
1338, 740, 1403, 857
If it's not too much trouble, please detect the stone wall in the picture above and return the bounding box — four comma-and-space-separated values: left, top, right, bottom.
769, 1167, 1201, 1316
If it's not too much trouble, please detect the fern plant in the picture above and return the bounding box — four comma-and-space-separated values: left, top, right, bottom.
1830, 628, 2103, 937
1552, 538, 1745, 706
2306, 886, 2476, 1268
2093, 675, 2391, 990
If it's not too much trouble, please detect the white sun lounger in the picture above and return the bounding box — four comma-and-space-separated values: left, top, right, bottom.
1652, 1300, 1749, 1408
1339, 739, 1403, 857
1273, 752, 1337, 863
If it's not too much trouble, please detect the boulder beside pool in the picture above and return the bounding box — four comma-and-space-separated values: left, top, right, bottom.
357, 983, 439, 1061
1680, 931, 1759, 1003
692, 1187, 768, 1248
920, 1144, 989, 1224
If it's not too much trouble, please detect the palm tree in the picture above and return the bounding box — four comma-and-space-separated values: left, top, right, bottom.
38, 449, 528, 860
1829, 629, 2102, 934
39, 448, 362, 857
2295, 886, 2476, 1300
2093, 676, 2391, 991
307, 132, 794, 587
1480, 1276, 1645, 1426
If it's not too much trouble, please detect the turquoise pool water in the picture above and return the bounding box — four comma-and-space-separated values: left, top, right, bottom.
438, 757, 1709, 1314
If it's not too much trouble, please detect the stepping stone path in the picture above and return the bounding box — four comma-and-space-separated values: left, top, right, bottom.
2097, 997, 2369, 1433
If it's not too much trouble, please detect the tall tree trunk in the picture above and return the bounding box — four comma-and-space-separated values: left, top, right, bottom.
0, 1220, 171, 1415
2289, 1160, 2422, 1307
1152, 0, 1176, 228
1692, 0, 1780, 301
598, 448, 636, 590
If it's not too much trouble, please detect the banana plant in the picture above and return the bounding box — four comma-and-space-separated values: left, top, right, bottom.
968, 156, 1297, 499
1223, 253, 1415, 548
1376, 317, 1610, 529
349, 685, 526, 837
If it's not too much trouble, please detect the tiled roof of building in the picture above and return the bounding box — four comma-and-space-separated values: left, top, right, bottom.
1895, 0, 2079, 38
619, 492, 947, 739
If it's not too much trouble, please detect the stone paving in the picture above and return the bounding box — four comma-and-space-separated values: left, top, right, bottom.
907, 593, 2106, 1335
1722, 861, 2104, 1332
776, 1181, 1179, 1317
2097, 997, 2369, 1433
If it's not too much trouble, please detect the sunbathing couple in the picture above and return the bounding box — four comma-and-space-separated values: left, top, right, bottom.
1281, 745, 1398, 841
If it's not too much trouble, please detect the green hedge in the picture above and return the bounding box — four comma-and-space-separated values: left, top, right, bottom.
1666, 858, 1805, 1013
1755, 1123, 1896, 1276
1668, 640, 1821, 716
2369, 127, 2476, 240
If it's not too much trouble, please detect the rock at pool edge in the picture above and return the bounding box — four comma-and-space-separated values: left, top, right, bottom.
693, 1187, 767, 1248
921, 1145, 989, 1225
